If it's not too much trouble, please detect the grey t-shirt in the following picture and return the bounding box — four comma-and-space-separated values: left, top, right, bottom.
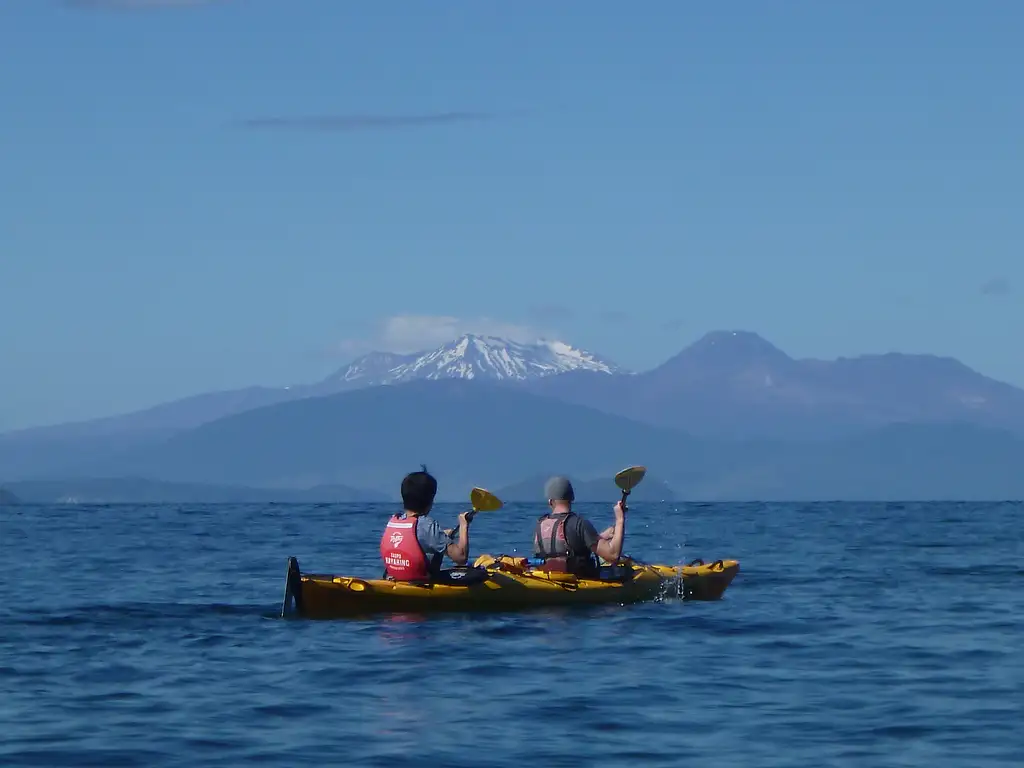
534, 513, 601, 557
413, 514, 454, 560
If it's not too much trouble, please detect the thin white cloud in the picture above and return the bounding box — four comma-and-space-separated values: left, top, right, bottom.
337, 314, 553, 357
64, 0, 228, 9
237, 113, 490, 133
980, 276, 1010, 297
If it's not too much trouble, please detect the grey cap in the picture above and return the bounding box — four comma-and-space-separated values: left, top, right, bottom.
544, 475, 575, 502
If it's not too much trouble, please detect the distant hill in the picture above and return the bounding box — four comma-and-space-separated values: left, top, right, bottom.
0, 389, 295, 482
77, 380, 704, 498
47, 379, 1024, 501
730, 422, 1024, 501
496, 474, 678, 503
524, 330, 1024, 440
0, 334, 625, 479
6, 330, 1024, 499
3, 477, 386, 504
0, 487, 21, 505
6, 330, 1024, 485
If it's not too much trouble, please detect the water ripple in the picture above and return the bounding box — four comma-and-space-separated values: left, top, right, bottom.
1, 500, 1022, 767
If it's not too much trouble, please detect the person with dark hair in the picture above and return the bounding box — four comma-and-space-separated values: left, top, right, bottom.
379, 465, 472, 581
531, 475, 626, 576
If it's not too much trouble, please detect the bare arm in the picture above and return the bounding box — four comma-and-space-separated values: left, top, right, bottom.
445, 511, 471, 565
593, 502, 626, 563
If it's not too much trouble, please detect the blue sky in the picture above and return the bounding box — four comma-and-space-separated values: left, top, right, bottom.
1, 0, 1021, 430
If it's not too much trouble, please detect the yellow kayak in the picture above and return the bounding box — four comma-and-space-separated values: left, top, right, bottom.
280, 553, 739, 619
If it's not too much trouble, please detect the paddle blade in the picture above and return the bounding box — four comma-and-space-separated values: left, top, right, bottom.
614, 465, 647, 492
470, 487, 503, 512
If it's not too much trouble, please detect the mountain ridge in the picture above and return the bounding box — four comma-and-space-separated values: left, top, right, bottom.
523, 330, 1024, 439
5, 329, 1024, 484
70, 379, 702, 493
0, 333, 621, 442
34, 377, 1024, 501
326, 334, 623, 385
1, 477, 386, 504
495, 473, 679, 503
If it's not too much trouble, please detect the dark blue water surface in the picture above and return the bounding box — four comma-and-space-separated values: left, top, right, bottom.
1, 501, 1022, 767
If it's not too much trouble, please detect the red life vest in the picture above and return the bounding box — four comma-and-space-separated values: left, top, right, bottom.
535, 512, 571, 559
380, 514, 430, 581
533, 512, 596, 575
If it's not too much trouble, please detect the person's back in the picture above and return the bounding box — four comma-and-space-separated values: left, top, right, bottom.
380, 466, 472, 582
532, 475, 626, 576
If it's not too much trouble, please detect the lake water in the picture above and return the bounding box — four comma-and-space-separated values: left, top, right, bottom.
1, 500, 1021, 767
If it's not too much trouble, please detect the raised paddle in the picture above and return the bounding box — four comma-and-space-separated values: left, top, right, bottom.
597, 466, 647, 539
443, 487, 502, 537
443, 487, 502, 539
466, 486, 503, 523
614, 465, 647, 511
597, 466, 646, 566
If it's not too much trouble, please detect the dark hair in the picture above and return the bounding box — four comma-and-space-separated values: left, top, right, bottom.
401, 464, 437, 514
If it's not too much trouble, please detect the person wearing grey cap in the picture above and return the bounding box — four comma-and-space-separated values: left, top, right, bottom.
531, 475, 626, 576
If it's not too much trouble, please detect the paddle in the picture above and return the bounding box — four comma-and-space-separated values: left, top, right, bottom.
614, 465, 647, 511
443, 487, 502, 538
598, 466, 646, 566
466, 486, 503, 523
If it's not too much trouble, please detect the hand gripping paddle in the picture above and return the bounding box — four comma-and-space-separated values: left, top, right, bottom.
596, 466, 647, 567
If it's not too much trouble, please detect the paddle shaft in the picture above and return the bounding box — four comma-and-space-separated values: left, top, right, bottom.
610, 466, 645, 564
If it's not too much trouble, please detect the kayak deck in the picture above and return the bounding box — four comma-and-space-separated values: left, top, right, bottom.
281, 553, 739, 619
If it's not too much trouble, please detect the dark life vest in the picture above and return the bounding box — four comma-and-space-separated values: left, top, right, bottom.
533, 511, 596, 575
380, 514, 442, 581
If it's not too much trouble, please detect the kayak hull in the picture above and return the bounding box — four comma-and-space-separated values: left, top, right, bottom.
281, 553, 739, 620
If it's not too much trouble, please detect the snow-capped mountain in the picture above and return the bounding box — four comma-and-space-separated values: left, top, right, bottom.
319, 350, 418, 385
326, 334, 623, 387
